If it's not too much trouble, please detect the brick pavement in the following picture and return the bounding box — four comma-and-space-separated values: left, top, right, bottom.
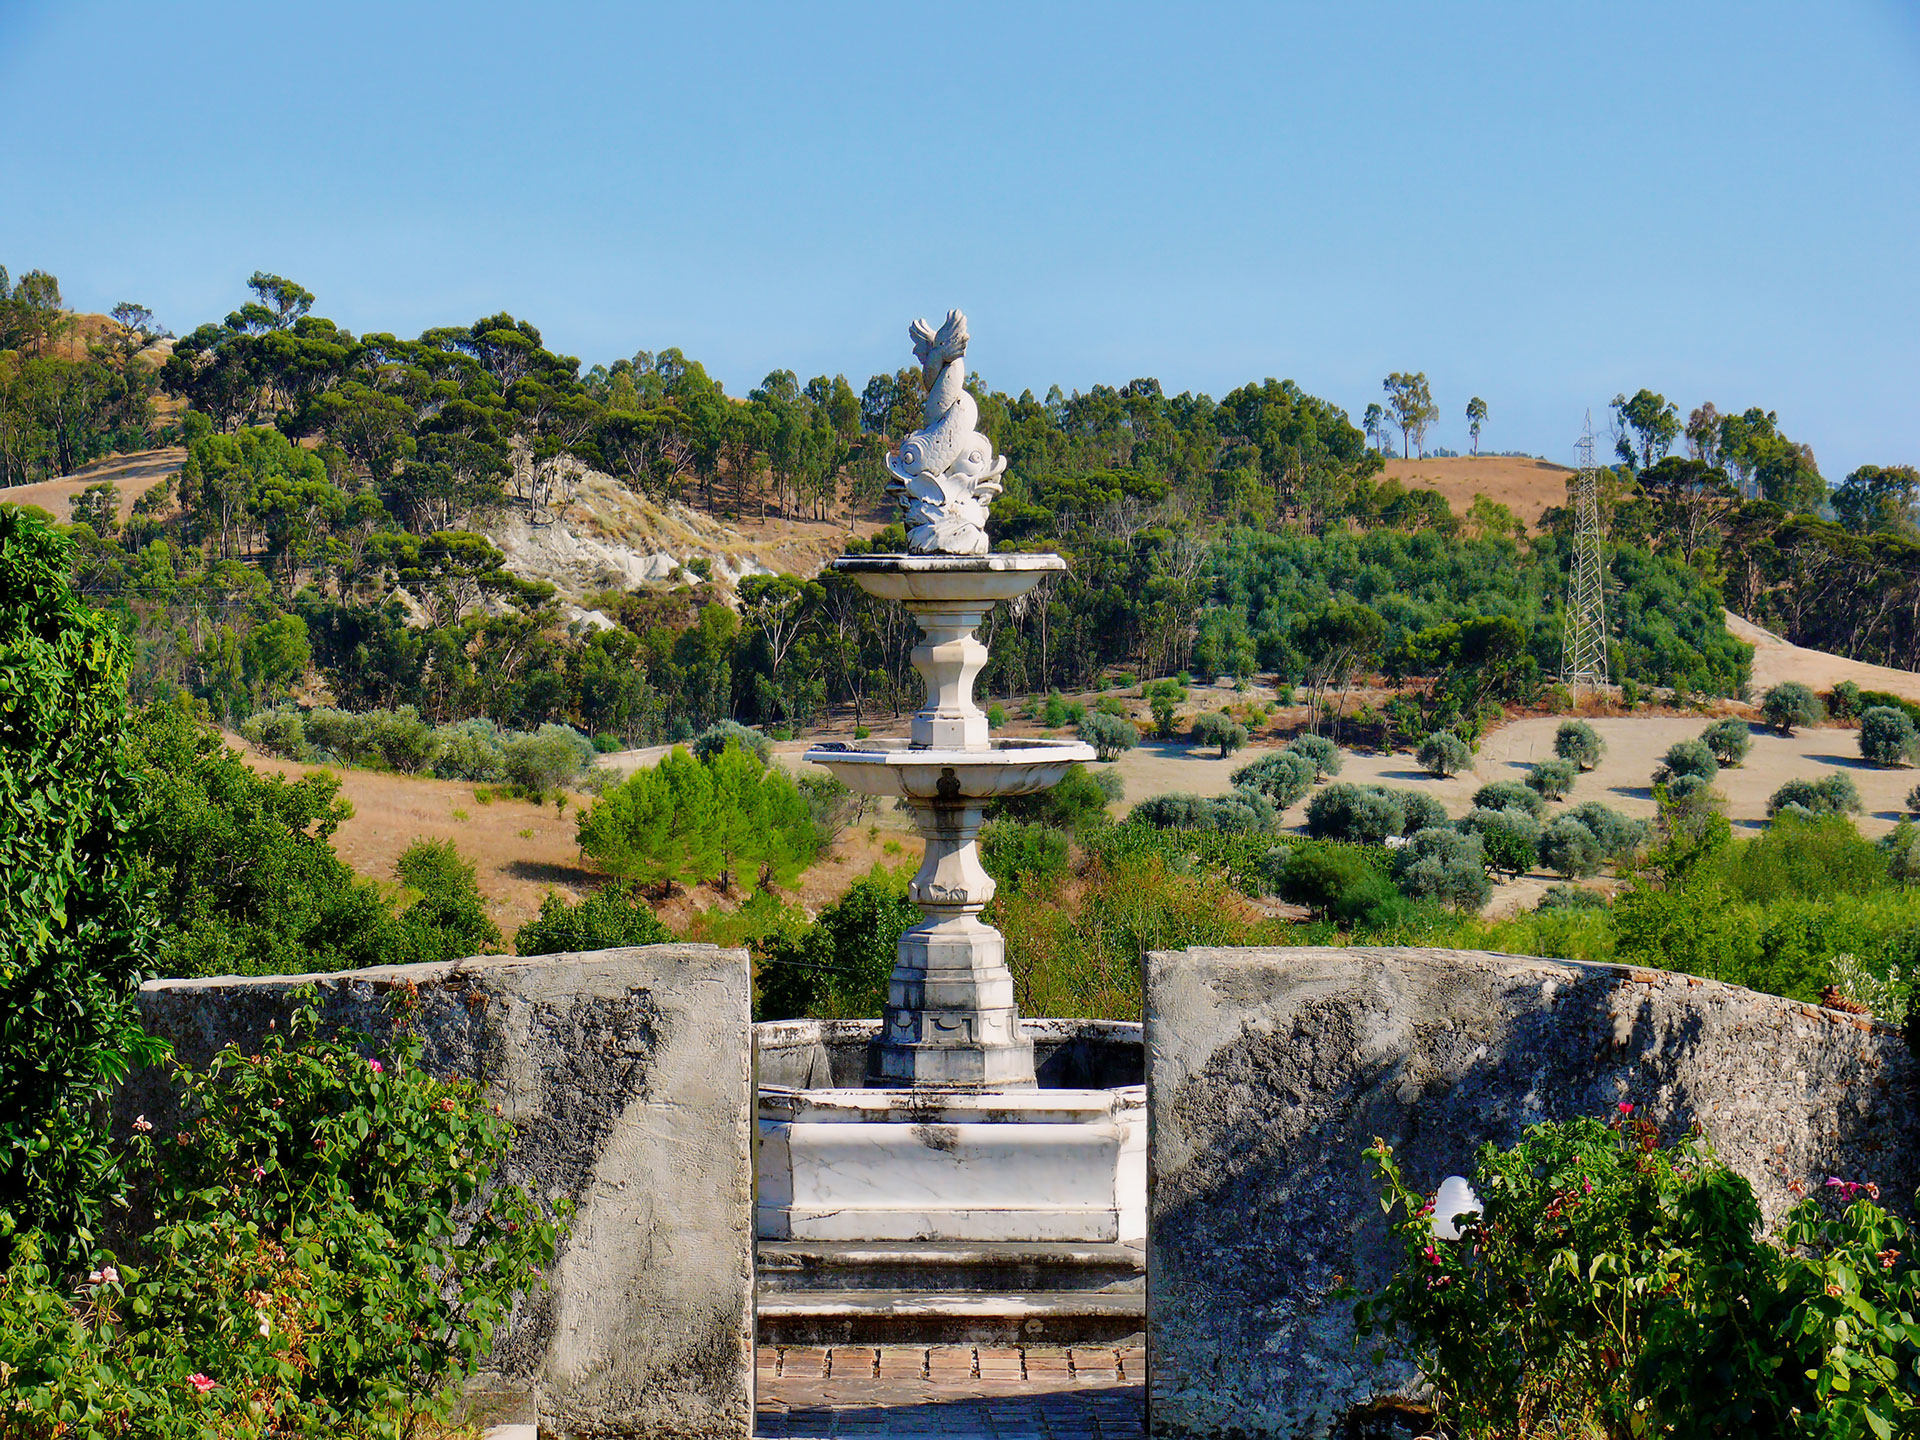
756, 1342, 1146, 1438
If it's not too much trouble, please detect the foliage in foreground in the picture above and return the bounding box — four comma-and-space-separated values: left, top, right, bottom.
0, 1002, 564, 1437
1357, 1114, 1919, 1440
1, 509, 165, 1270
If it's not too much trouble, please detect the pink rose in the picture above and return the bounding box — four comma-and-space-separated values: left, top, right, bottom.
1617, 1102, 1633, 1115
369, 1059, 384, 1073
187, 1374, 216, 1394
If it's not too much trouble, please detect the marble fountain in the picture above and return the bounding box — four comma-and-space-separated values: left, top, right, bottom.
753, 311, 1146, 1344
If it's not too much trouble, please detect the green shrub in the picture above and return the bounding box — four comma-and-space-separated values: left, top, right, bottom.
503, 723, 592, 798
1144, 678, 1187, 738
1079, 709, 1138, 761
1701, 716, 1753, 767
301, 705, 365, 762
1524, 757, 1577, 800
0, 1002, 564, 1436
1536, 882, 1609, 912
1768, 773, 1862, 819
1094, 695, 1128, 717
1761, 680, 1824, 735
1417, 730, 1472, 778
1190, 710, 1249, 758
1471, 779, 1546, 819
1723, 813, 1888, 903
1305, 782, 1405, 845
1566, 800, 1651, 862
1275, 843, 1398, 924
1909, 783, 1920, 817
1392, 827, 1491, 910
691, 719, 771, 765
1859, 705, 1920, 767
1285, 731, 1342, 779
1132, 788, 1275, 834
578, 745, 817, 895
1882, 821, 1920, 887
755, 868, 918, 1020
1828, 679, 1863, 719
1357, 1113, 1920, 1440
980, 820, 1072, 893
592, 731, 622, 753
239, 705, 313, 761
1041, 690, 1083, 729
1656, 737, 1719, 785
1232, 750, 1316, 810
1858, 689, 1920, 729
1538, 815, 1605, 878
431, 717, 507, 781
363, 705, 438, 773
1457, 805, 1540, 877
986, 702, 1007, 730
1555, 719, 1603, 771
1395, 789, 1450, 835
515, 882, 671, 954
989, 762, 1116, 834
0, 509, 165, 1269
1664, 772, 1722, 827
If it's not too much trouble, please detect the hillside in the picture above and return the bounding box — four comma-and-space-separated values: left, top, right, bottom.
494, 469, 886, 609
1725, 609, 1920, 704
1379, 454, 1573, 530
0, 447, 187, 521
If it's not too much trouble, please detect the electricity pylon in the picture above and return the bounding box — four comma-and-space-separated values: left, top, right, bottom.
1560, 413, 1611, 690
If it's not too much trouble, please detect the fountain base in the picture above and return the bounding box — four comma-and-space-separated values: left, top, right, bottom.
756, 1019, 1144, 1245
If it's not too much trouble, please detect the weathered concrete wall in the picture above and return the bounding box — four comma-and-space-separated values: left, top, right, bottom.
1145, 946, 1920, 1440
124, 946, 753, 1440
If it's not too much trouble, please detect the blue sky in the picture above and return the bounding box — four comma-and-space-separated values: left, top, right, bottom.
3, 0, 1916, 477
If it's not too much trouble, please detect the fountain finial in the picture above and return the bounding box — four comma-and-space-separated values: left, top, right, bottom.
886, 309, 1006, 556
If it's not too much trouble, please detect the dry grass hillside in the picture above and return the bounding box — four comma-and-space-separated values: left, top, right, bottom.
1380, 454, 1573, 531
1, 447, 186, 521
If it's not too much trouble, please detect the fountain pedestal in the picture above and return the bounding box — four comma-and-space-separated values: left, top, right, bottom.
757, 310, 1141, 1291
807, 555, 1091, 1089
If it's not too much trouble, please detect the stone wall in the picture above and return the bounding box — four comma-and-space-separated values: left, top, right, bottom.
124, 946, 754, 1440
1144, 946, 1920, 1440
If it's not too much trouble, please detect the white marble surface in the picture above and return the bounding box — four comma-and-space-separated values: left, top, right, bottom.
757, 1092, 1146, 1243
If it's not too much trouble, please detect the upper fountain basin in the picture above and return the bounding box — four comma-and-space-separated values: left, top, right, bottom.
803, 737, 1096, 800
835, 552, 1066, 604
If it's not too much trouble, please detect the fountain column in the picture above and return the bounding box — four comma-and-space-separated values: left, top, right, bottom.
804, 311, 1091, 1090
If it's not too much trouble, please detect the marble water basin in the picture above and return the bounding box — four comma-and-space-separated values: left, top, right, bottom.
802, 737, 1094, 801
755, 1019, 1144, 1244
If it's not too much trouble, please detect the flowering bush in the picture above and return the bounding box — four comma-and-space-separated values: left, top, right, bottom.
0, 998, 566, 1436
1355, 1112, 1920, 1439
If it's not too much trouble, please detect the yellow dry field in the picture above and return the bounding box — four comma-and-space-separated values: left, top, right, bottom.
1379, 454, 1574, 530
1, 446, 187, 521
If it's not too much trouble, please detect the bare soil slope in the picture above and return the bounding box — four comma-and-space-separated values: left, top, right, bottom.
1, 447, 187, 521
1725, 610, 1920, 705
1380, 455, 1572, 531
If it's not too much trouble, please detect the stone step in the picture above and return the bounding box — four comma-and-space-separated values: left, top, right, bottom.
756, 1239, 1144, 1295
755, 1288, 1146, 1348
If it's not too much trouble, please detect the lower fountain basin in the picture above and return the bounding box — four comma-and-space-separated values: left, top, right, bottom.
756, 1019, 1144, 1244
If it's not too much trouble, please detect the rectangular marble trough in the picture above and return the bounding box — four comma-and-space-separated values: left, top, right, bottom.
757, 1086, 1145, 1243
754, 1019, 1146, 1245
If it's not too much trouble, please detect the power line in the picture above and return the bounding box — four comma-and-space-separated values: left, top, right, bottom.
1561, 412, 1611, 690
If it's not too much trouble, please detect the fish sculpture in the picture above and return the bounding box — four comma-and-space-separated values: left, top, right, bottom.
886, 309, 1006, 555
